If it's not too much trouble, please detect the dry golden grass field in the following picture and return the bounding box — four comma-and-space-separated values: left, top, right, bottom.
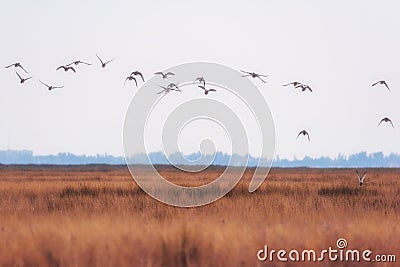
0, 165, 399, 267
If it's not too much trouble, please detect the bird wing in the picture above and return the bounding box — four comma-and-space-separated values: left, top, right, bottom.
282, 83, 292, 86
296, 132, 302, 139
54, 85, 64, 89
166, 72, 175, 76
66, 62, 74, 67
240, 70, 252, 75
377, 119, 384, 127
154, 72, 164, 76
16, 71, 22, 80
69, 67, 76, 73
355, 170, 360, 179
371, 81, 379, 86
198, 85, 206, 92
257, 76, 267, 83
361, 172, 367, 183
56, 66, 64, 71
389, 119, 394, 128
5, 64, 14, 68
306, 86, 313, 92
132, 77, 138, 86
136, 72, 145, 82
306, 133, 310, 141
208, 89, 217, 92
124, 77, 130, 85
383, 81, 390, 92
82, 61, 91, 65
18, 65, 28, 73
39, 80, 50, 87
105, 58, 114, 65
96, 54, 104, 65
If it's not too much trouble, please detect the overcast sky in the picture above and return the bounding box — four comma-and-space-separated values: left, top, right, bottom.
1, 0, 399, 160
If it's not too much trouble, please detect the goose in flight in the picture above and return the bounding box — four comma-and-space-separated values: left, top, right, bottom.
124, 75, 137, 86
166, 82, 180, 91
67, 60, 91, 66
355, 170, 367, 187
5, 62, 28, 73
372, 80, 390, 92
39, 80, 64, 91
154, 71, 175, 79
56, 65, 76, 73
130, 71, 145, 82
198, 85, 216, 95
378, 117, 394, 128
96, 54, 114, 68
157, 85, 181, 95
15, 72, 33, 84
295, 84, 313, 92
283, 81, 303, 87
194, 76, 206, 86
297, 130, 310, 141
240, 70, 268, 83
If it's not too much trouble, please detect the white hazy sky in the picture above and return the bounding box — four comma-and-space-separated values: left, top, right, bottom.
1, 0, 399, 160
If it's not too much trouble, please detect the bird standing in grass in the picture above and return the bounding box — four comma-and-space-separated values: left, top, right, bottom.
356, 170, 367, 186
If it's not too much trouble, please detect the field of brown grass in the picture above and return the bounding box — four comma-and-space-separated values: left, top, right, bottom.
0, 165, 399, 266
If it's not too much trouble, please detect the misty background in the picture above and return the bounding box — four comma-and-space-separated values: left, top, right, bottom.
1, 1, 399, 162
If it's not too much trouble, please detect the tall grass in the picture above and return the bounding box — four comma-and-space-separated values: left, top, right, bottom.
0, 166, 399, 266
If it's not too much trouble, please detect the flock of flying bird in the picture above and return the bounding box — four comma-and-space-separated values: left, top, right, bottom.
4, 60, 395, 186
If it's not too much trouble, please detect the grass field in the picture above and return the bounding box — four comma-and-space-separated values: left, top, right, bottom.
0, 165, 399, 266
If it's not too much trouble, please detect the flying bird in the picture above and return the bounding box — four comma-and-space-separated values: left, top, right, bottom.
297, 130, 310, 141
96, 54, 114, 68
240, 70, 268, 83
15, 72, 33, 84
355, 170, 367, 187
56, 65, 76, 73
157, 85, 181, 95
166, 82, 180, 91
295, 84, 313, 92
378, 117, 394, 128
154, 71, 175, 79
194, 76, 206, 86
198, 85, 216, 95
124, 75, 137, 86
130, 71, 145, 82
283, 81, 303, 87
67, 60, 91, 66
39, 80, 64, 91
372, 80, 390, 92
5, 62, 28, 73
